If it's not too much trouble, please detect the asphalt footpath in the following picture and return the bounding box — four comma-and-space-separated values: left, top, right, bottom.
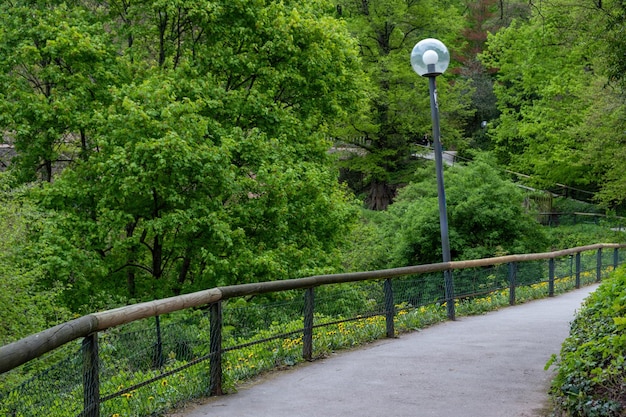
172, 285, 598, 417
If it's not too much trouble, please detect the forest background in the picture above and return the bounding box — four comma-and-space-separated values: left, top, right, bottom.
1, 0, 626, 348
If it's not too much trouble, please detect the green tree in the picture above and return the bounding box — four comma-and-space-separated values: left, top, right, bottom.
455, 0, 531, 150
481, 0, 626, 208
335, 0, 474, 210
25, 0, 365, 307
0, 174, 69, 344
0, 1, 116, 182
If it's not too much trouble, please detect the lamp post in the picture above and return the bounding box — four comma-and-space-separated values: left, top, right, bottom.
410, 38, 455, 320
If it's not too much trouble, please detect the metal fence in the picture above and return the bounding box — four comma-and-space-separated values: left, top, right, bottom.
0, 244, 624, 417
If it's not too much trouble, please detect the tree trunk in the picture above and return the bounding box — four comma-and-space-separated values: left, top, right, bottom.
172, 256, 191, 296
365, 180, 395, 211
127, 269, 136, 299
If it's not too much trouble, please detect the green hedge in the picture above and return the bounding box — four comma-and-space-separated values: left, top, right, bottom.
548, 267, 626, 416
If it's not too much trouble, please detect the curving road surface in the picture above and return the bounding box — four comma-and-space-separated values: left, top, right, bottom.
172, 285, 597, 417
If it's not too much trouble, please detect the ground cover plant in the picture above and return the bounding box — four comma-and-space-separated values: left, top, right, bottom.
548, 266, 626, 417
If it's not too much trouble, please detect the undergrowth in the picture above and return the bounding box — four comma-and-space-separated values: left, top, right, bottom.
547, 266, 626, 417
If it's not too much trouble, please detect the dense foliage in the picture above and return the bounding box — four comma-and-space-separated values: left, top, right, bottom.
341, 156, 549, 271
548, 266, 626, 416
481, 0, 626, 209
335, 0, 473, 210
388, 156, 548, 264
0, 175, 70, 345
0, 0, 366, 309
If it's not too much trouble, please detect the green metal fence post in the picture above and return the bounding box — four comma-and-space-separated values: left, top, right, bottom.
508, 262, 516, 306
596, 248, 603, 282
444, 270, 455, 321
614, 248, 619, 270
384, 279, 395, 338
82, 333, 100, 417
154, 315, 164, 369
548, 258, 555, 297
575, 252, 581, 289
303, 288, 314, 361
209, 301, 223, 396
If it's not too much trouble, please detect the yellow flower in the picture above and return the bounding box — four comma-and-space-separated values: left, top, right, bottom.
161, 379, 168, 387
113, 414, 120, 417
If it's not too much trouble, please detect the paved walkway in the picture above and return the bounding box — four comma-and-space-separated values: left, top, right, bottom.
173, 285, 598, 417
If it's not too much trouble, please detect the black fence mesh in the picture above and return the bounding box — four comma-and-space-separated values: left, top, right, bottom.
392, 273, 446, 307
0, 344, 83, 416
97, 311, 215, 416
223, 292, 305, 343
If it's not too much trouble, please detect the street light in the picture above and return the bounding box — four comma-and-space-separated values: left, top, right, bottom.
410, 38, 455, 320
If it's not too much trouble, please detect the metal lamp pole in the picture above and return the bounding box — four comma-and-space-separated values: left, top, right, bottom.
411, 39, 455, 320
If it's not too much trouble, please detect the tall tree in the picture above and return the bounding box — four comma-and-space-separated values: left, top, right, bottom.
22, 0, 366, 307
335, 0, 474, 210
0, 1, 116, 182
481, 0, 626, 208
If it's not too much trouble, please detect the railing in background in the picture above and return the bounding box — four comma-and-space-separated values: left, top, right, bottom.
538, 211, 626, 228
0, 244, 624, 417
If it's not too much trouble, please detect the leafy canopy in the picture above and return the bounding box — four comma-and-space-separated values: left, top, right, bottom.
1, 0, 366, 308
481, 0, 626, 209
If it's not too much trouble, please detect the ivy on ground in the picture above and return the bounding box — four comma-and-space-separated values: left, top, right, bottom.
548, 266, 626, 417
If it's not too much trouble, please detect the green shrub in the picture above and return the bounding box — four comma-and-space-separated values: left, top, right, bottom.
385, 156, 548, 266
547, 266, 626, 416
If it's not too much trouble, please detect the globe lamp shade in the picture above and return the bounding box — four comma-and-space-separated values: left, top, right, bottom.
410, 38, 450, 77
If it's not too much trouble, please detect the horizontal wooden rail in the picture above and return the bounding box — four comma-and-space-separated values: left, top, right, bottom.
0, 288, 223, 374
1, 243, 624, 375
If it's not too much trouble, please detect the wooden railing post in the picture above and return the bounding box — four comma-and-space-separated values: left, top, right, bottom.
575, 252, 581, 289
596, 248, 603, 282
303, 288, 314, 361
209, 301, 223, 396
548, 258, 555, 297
384, 279, 395, 338
82, 333, 100, 417
508, 262, 516, 306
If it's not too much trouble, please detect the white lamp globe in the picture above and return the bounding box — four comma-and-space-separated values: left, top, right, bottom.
411, 38, 450, 77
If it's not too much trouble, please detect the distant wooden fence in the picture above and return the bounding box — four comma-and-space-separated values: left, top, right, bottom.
1, 243, 625, 416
